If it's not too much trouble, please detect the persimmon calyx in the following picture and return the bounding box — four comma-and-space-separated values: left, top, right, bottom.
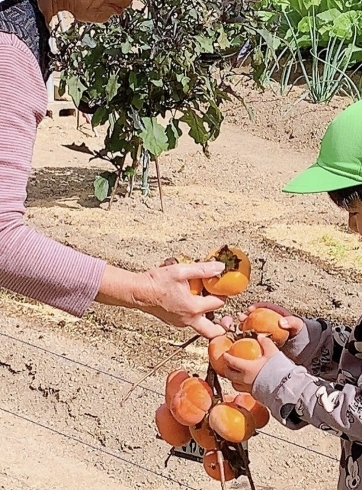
239, 330, 273, 341
208, 245, 242, 277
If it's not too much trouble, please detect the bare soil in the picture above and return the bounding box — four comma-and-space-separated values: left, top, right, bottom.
0, 84, 358, 489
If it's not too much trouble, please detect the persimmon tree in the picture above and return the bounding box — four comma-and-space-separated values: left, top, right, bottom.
53, 0, 247, 209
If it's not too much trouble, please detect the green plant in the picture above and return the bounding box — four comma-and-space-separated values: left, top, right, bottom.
249, 1, 362, 101
248, 0, 362, 100
321, 234, 348, 259
54, 0, 247, 210
284, 10, 361, 102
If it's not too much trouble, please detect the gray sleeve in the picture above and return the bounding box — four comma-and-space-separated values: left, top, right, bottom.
282, 318, 351, 382
253, 352, 362, 442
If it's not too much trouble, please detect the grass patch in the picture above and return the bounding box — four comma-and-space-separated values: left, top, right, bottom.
263, 224, 362, 271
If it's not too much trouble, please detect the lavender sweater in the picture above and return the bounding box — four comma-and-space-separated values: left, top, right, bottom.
254, 315, 362, 490
0, 33, 106, 316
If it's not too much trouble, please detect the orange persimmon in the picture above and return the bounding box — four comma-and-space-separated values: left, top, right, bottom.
234, 393, 270, 429
189, 278, 204, 295
242, 307, 288, 347
209, 402, 255, 443
203, 450, 236, 482
165, 370, 190, 408
227, 338, 262, 360
190, 417, 217, 450
208, 335, 233, 377
155, 403, 191, 447
170, 377, 213, 426
202, 245, 251, 296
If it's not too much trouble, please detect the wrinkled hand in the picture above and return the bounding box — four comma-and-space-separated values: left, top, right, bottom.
138, 261, 227, 339
223, 335, 279, 393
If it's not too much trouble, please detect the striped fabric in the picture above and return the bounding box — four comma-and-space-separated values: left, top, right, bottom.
0, 32, 106, 317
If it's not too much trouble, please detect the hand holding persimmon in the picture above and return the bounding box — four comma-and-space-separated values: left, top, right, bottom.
241, 307, 289, 347
239, 302, 305, 340
224, 335, 279, 392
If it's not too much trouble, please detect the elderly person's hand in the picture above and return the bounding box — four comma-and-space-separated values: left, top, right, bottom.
38, 0, 131, 24
97, 261, 227, 339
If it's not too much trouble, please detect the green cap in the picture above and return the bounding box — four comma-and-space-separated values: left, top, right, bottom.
283, 100, 362, 194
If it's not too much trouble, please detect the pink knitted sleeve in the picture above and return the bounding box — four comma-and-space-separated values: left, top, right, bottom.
0, 33, 107, 317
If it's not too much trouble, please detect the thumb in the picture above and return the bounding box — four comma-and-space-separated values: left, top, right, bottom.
279, 316, 304, 338
258, 335, 279, 357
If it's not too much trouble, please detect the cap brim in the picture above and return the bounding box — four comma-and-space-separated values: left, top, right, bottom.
283, 161, 362, 194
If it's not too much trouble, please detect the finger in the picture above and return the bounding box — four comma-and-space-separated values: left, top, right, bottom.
219, 315, 233, 331
248, 302, 290, 317
232, 381, 251, 393
257, 335, 279, 356
190, 316, 226, 339
224, 366, 244, 383
238, 312, 249, 323
177, 262, 225, 280
195, 294, 226, 314
223, 352, 252, 371
279, 316, 304, 336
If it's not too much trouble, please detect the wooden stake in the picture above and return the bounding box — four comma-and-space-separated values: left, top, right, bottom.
217, 449, 227, 490
108, 168, 122, 211
155, 157, 164, 213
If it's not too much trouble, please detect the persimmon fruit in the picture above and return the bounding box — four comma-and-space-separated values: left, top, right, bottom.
190, 417, 217, 450
202, 245, 251, 296
160, 254, 203, 295
208, 335, 233, 377
165, 370, 190, 408
234, 393, 270, 429
203, 450, 236, 482
189, 278, 204, 295
209, 401, 255, 443
227, 338, 262, 360
155, 403, 191, 447
242, 307, 289, 347
174, 254, 204, 295
170, 377, 213, 426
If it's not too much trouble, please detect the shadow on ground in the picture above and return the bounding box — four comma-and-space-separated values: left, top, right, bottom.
26, 166, 172, 209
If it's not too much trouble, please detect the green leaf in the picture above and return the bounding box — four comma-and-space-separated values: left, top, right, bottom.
122, 165, 136, 180
58, 79, 66, 97
92, 107, 108, 127
217, 27, 230, 50
194, 35, 214, 53
180, 110, 209, 145
166, 119, 182, 150
139, 117, 169, 157
129, 72, 138, 90
93, 171, 117, 202
121, 40, 132, 54
106, 73, 120, 101
67, 75, 87, 107
131, 94, 144, 110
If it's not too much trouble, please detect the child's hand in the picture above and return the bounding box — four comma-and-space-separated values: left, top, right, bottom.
239, 302, 304, 339
223, 335, 279, 393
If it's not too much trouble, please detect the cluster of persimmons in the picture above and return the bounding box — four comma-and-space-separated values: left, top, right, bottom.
155, 246, 289, 483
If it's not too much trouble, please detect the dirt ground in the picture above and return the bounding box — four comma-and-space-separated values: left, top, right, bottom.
0, 83, 359, 490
